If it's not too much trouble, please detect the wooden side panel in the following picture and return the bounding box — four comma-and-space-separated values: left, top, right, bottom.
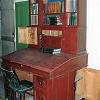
46, 79, 53, 100
67, 71, 76, 100
51, 74, 68, 100
42, 35, 62, 48
62, 28, 77, 54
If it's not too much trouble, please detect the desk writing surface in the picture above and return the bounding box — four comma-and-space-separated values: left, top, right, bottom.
2, 48, 87, 78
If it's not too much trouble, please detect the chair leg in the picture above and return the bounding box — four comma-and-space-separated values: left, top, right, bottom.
23, 94, 25, 100
13, 92, 16, 100
10, 91, 16, 100
8, 89, 12, 100
8, 88, 15, 100
18, 93, 22, 100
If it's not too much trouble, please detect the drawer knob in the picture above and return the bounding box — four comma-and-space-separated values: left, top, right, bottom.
39, 96, 43, 100
20, 64, 23, 67
39, 81, 43, 86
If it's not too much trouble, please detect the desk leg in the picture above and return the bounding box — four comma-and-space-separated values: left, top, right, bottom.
33, 75, 36, 100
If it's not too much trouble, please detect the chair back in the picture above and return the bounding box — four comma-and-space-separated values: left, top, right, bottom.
0, 66, 20, 89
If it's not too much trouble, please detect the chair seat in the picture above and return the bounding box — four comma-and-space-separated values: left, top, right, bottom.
10, 80, 33, 94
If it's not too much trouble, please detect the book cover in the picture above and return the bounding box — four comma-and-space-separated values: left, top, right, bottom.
27, 27, 37, 44
18, 27, 28, 44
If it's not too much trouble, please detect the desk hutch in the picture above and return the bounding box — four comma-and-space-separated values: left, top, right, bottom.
2, 0, 87, 100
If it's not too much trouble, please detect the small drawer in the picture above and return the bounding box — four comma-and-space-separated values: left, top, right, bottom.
36, 76, 47, 89
36, 91, 47, 100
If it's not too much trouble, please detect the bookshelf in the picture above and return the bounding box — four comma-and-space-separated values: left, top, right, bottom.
28, 0, 86, 54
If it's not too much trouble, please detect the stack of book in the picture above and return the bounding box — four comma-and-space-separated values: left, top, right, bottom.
42, 47, 61, 54
46, 1, 64, 13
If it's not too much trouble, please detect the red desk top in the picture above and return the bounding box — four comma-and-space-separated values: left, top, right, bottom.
2, 48, 87, 78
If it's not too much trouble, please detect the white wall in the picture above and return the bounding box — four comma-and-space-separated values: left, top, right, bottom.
87, 0, 100, 70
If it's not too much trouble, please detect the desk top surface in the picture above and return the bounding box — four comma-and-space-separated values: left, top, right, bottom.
2, 48, 87, 77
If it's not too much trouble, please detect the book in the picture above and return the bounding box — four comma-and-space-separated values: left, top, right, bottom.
42, 30, 63, 37
66, 0, 77, 12
18, 27, 38, 45
72, 0, 77, 12
28, 27, 38, 45
66, 0, 71, 12
18, 27, 28, 44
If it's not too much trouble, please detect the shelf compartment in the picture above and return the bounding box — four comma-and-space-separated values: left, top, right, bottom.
30, 0, 38, 3
43, 0, 64, 14
41, 29, 63, 49
67, 12, 77, 26
43, 14, 64, 25
66, 0, 78, 12
30, 3, 38, 14
31, 15, 38, 25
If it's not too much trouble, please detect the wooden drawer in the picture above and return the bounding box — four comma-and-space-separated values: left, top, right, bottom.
36, 91, 47, 100
36, 76, 47, 90
15, 69, 33, 82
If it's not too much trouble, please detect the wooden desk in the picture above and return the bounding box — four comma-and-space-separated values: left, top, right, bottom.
2, 48, 88, 100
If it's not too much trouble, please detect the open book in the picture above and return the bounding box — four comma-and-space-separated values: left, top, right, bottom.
18, 27, 38, 45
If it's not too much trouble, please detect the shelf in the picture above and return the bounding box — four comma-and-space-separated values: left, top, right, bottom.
30, 0, 38, 4
43, 13, 64, 15
30, 24, 38, 26
66, 11, 77, 13
31, 14, 38, 16
43, 25, 64, 27
30, 2, 38, 4
41, 25, 78, 29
